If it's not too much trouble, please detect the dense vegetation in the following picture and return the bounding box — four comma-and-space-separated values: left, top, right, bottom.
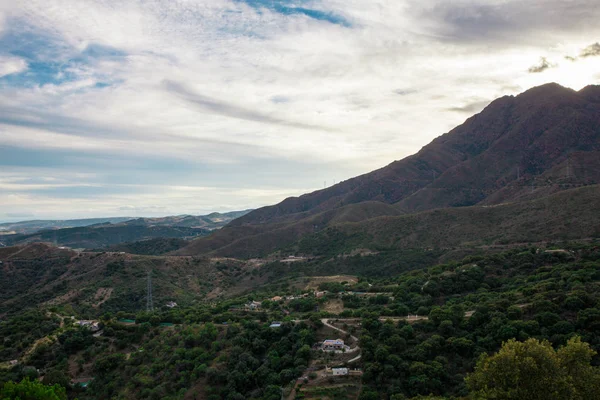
99, 237, 190, 255
467, 337, 600, 399
355, 243, 600, 398
1, 378, 67, 400
0, 310, 61, 361
1, 242, 600, 399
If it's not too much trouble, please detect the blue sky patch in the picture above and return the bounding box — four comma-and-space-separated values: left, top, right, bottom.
0, 21, 126, 88
235, 0, 351, 26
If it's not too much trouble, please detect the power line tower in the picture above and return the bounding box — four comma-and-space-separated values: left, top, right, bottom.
146, 270, 153, 312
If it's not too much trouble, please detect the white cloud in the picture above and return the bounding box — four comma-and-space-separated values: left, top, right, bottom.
0, 54, 26, 77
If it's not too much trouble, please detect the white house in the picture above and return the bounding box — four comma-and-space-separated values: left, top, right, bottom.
322, 339, 345, 351
332, 368, 348, 376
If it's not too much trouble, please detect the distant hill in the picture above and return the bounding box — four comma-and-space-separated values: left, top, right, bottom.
1, 224, 210, 250
176, 83, 600, 257
0, 210, 252, 250
0, 217, 133, 235
121, 209, 253, 229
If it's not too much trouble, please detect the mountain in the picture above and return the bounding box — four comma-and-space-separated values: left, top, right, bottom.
119, 210, 253, 230
176, 83, 600, 257
0, 210, 252, 250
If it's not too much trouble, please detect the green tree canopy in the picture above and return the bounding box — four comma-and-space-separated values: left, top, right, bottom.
0, 378, 67, 400
466, 337, 600, 400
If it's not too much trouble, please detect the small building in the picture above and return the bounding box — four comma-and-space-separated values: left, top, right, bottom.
78, 320, 100, 332
322, 339, 345, 351
166, 301, 178, 308
315, 291, 327, 298
245, 301, 262, 310
9, 360, 18, 366
269, 321, 282, 328
332, 368, 348, 376
271, 296, 283, 302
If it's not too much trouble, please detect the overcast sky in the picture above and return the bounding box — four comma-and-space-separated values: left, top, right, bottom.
1, 0, 599, 222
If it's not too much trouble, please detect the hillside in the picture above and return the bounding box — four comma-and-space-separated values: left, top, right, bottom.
295, 184, 600, 255
177, 83, 600, 257
100, 237, 190, 255
120, 209, 253, 230
176, 184, 600, 259
0, 243, 258, 317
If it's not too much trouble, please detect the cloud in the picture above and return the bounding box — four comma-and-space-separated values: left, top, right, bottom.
528, 57, 553, 73
0, 55, 27, 77
447, 99, 491, 113
163, 80, 335, 131
580, 42, 600, 58
557, 42, 600, 63
394, 89, 418, 96
270, 95, 291, 104
406, 1, 600, 48
4, 212, 35, 218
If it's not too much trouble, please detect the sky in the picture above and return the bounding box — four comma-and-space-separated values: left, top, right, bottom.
1, 0, 600, 222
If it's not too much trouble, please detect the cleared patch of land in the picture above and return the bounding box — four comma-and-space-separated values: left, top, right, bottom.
93, 287, 113, 308
304, 275, 358, 290
322, 299, 344, 314
44, 289, 82, 306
